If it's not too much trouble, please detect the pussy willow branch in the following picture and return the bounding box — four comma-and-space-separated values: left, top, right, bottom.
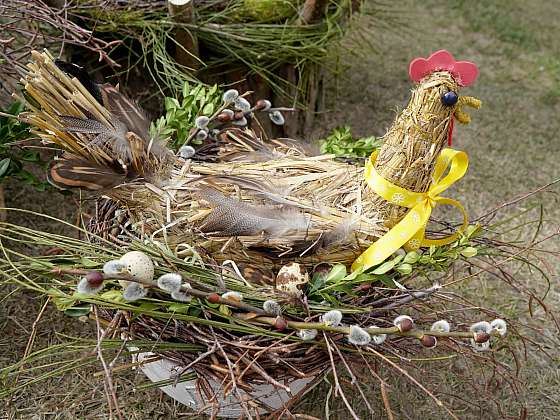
50, 267, 268, 315
246, 316, 492, 340
51, 267, 494, 340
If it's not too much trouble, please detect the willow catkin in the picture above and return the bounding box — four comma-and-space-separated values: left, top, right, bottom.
371, 72, 459, 227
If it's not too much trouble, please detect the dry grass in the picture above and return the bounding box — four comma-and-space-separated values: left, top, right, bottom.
2, 0, 560, 418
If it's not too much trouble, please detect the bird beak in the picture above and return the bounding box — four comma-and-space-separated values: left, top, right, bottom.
454, 96, 482, 124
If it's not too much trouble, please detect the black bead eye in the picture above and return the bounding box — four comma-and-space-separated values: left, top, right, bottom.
441, 91, 458, 106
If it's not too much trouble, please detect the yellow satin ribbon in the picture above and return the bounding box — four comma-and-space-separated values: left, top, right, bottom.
351, 148, 469, 272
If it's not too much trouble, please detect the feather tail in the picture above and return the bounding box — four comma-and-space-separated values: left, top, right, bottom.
49, 155, 126, 191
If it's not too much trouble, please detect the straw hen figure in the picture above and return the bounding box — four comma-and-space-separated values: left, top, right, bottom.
21, 50, 479, 268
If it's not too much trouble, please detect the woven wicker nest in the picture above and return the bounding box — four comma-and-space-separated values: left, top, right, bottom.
9, 50, 531, 417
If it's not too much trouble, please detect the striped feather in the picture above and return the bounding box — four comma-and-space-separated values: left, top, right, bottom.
49, 155, 126, 191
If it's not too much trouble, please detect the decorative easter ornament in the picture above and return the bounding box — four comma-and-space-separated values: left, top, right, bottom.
276, 263, 309, 296
119, 251, 154, 288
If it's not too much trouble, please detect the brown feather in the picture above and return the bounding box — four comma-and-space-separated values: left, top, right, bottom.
48, 155, 126, 191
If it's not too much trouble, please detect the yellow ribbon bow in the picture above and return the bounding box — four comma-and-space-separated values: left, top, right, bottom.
351, 148, 469, 272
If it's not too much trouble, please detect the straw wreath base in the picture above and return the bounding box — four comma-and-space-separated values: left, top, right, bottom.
133, 349, 314, 418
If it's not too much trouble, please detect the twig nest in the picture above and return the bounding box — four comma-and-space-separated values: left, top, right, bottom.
119, 251, 154, 287
276, 263, 309, 296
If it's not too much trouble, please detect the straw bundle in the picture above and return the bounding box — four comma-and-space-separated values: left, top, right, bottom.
372, 72, 456, 227
19, 51, 476, 269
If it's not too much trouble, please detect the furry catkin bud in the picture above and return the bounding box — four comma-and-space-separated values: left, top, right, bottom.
171, 290, 192, 302
157, 273, 182, 293
103, 260, 127, 276
195, 116, 210, 129
321, 310, 343, 327
274, 316, 288, 331
217, 112, 233, 123
255, 99, 272, 111
470, 321, 492, 334
232, 117, 248, 126
178, 145, 196, 159
430, 320, 451, 333
195, 129, 208, 141
77, 276, 104, 295
348, 325, 371, 346
369, 325, 387, 344
474, 332, 490, 343
234, 97, 251, 112
393, 315, 414, 332
490, 318, 507, 336
123, 283, 147, 301
298, 329, 318, 341
221, 291, 243, 303
263, 300, 282, 316
223, 89, 239, 103
471, 340, 490, 352
207, 293, 221, 304
86, 271, 104, 287
269, 110, 285, 125
420, 335, 437, 348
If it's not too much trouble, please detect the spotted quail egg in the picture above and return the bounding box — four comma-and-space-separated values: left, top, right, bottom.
118, 251, 154, 288
276, 263, 309, 296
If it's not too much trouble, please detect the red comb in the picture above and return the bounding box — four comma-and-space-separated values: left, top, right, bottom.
409, 50, 478, 87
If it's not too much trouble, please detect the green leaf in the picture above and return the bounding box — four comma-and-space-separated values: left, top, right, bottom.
52, 294, 77, 311
371, 259, 396, 275
403, 251, 420, 264
395, 263, 413, 275
202, 103, 214, 115
79, 257, 99, 268
326, 264, 347, 282
219, 304, 231, 316
460, 247, 478, 258
64, 305, 92, 317
0, 158, 11, 177
167, 303, 191, 314
99, 290, 126, 303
